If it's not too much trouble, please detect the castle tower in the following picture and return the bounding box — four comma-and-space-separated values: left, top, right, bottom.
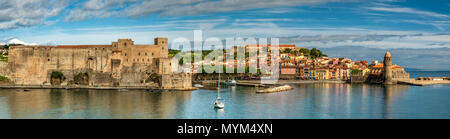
155, 38, 168, 58
383, 51, 393, 84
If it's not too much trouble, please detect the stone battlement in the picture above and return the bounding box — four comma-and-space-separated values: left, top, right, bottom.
3, 38, 192, 90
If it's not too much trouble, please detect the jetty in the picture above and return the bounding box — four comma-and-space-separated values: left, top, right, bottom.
236, 81, 265, 87
396, 78, 450, 86
256, 85, 293, 93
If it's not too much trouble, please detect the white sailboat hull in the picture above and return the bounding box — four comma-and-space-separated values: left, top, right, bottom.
214, 102, 225, 109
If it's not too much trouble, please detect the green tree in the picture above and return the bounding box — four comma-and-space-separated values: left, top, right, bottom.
283, 48, 292, 54
351, 69, 362, 75
168, 49, 181, 57
299, 48, 310, 55
51, 71, 65, 80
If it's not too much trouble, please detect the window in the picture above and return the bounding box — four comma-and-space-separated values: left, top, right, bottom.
125, 53, 127, 56
145, 52, 147, 56
152, 53, 154, 56
138, 52, 140, 56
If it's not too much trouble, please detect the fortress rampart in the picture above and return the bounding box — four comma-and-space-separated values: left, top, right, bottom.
2, 38, 193, 90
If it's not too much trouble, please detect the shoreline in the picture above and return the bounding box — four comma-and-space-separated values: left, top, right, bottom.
0, 85, 197, 91
2, 78, 450, 90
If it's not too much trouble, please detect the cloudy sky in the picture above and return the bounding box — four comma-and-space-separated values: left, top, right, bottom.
0, 0, 449, 49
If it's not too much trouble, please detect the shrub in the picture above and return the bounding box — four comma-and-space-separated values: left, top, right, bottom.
51, 71, 65, 80
351, 69, 362, 75
74, 72, 89, 81
0, 75, 7, 81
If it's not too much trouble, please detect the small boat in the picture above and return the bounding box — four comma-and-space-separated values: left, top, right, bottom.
214, 97, 225, 109
23, 89, 31, 92
224, 79, 237, 86
214, 73, 225, 109
194, 84, 204, 88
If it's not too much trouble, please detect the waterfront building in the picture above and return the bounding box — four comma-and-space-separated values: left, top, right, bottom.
316, 69, 330, 80
309, 69, 316, 79
361, 68, 370, 76
280, 66, 297, 79
330, 69, 337, 79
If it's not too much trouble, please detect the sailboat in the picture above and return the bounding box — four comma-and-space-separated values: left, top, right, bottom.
214, 73, 225, 109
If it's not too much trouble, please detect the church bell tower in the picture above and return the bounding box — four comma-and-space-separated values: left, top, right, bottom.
383, 51, 393, 84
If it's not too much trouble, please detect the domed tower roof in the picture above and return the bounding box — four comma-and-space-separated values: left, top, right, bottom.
385, 51, 391, 58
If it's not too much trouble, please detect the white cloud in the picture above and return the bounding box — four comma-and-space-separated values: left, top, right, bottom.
234, 18, 297, 22
0, 0, 68, 30
65, 0, 357, 21
65, 0, 138, 21
3, 38, 37, 45
12, 22, 443, 49
367, 6, 449, 18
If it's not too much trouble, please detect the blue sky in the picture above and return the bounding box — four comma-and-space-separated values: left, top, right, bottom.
0, 0, 449, 49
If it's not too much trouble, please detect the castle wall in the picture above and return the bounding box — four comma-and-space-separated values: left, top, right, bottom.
392, 68, 410, 80
0, 61, 8, 76
4, 38, 192, 89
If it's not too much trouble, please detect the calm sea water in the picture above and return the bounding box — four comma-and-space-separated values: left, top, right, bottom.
1, 83, 450, 119
408, 71, 450, 78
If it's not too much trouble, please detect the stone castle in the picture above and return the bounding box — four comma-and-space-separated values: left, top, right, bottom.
3, 38, 193, 90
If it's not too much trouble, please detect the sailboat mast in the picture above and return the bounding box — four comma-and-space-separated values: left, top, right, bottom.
217, 72, 221, 98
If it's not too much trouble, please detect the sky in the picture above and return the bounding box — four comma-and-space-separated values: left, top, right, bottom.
0, 0, 448, 47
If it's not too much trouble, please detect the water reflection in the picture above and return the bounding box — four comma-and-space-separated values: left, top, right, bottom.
215, 108, 225, 118
0, 89, 191, 119
288, 83, 410, 118
1, 83, 449, 119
